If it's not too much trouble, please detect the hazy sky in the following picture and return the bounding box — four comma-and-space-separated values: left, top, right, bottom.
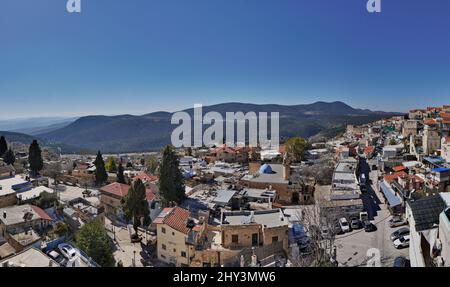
1, 0, 450, 119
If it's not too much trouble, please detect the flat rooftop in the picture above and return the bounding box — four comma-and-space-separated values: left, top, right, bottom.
239, 188, 276, 199
244, 164, 289, 184
334, 161, 357, 174
0, 176, 27, 196
222, 209, 287, 228
0, 248, 58, 267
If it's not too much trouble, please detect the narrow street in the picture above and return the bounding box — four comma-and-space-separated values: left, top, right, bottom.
335, 157, 408, 267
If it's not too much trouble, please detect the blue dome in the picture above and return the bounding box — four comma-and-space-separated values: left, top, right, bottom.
259, 164, 273, 174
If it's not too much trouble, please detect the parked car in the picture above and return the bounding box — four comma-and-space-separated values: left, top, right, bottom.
393, 235, 410, 249
334, 222, 344, 235
58, 243, 78, 259
46, 250, 67, 266
389, 216, 407, 228
393, 256, 410, 267
390, 227, 410, 241
359, 212, 369, 222
339, 218, 351, 233
350, 217, 362, 229
362, 220, 377, 232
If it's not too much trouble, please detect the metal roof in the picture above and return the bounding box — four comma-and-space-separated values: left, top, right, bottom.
409, 194, 446, 232
379, 181, 402, 207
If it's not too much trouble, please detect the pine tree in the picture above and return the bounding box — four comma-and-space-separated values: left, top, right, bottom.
3, 148, 16, 165
28, 140, 43, 176
117, 162, 126, 184
158, 145, 185, 206
94, 151, 108, 185
121, 179, 151, 236
0, 136, 7, 157
76, 220, 113, 267
105, 157, 117, 173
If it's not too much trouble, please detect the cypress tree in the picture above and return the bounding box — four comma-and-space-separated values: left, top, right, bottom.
0, 136, 7, 157
28, 140, 43, 176
3, 148, 16, 165
117, 162, 126, 184
158, 145, 185, 206
94, 151, 108, 185
121, 179, 151, 236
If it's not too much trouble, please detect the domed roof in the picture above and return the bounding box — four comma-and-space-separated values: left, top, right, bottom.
259, 164, 273, 174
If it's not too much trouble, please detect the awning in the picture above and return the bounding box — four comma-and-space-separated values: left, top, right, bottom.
379, 181, 402, 207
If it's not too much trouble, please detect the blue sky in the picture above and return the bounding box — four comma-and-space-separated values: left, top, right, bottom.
1, 0, 450, 118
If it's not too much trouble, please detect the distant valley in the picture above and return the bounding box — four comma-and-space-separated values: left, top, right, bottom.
1, 102, 403, 154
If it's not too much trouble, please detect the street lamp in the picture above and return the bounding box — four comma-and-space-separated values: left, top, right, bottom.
133, 250, 136, 267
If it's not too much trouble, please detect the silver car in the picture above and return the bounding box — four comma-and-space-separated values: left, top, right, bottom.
390, 227, 410, 241
389, 216, 407, 228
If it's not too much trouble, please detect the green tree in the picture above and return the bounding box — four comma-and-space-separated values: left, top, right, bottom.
94, 151, 108, 185
105, 156, 117, 173
28, 140, 44, 176
75, 220, 113, 267
37, 191, 58, 209
121, 179, 151, 237
117, 162, 126, 184
389, 138, 397, 145
158, 145, 185, 206
3, 148, 16, 165
144, 154, 159, 174
0, 136, 7, 157
285, 137, 308, 163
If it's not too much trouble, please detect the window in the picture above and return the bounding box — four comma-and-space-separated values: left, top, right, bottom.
231, 234, 239, 243
251, 233, 258, 246
173, 248, 176, 253
172, 232, 175, 236
161, 255, 166, 259
161, 227, 166, 234
272, 236, 278, 243
181, 251, 187, 258
162, 244, 166, 250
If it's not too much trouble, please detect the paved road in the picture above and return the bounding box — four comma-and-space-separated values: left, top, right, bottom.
335, 157, 409, 267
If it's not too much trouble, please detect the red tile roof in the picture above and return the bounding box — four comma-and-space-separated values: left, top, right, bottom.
364, 146, 374, 155
154, 207, 191, 234
392, 165, 406, 172
134, 172, 158, 183
100, 182, 130, 198
440, 112, 450, 118
424, 119, 437, 126
100, 182, 156, 201
211, 144, 248, 155
31, 205, 52, 221
384, 171, 408, 184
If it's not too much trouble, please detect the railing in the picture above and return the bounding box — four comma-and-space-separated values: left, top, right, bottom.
222, 241, 285, 267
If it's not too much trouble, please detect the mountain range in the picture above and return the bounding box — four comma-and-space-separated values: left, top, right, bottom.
28, 101, 402, 153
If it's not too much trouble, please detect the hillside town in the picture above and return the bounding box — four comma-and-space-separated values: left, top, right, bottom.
0, 104, 449, 267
